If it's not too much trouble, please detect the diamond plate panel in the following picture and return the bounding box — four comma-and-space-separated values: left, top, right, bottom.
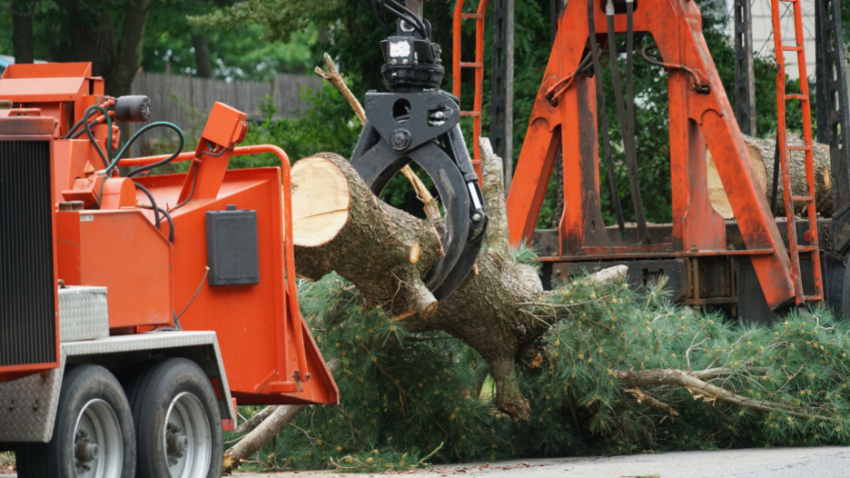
59, 286, 109, 343
0, 350, 65, 443
0, 332, 235, 443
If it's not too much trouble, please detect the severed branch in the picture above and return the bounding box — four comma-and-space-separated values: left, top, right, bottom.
315, 53, 444, 255
625, 387, 679, 418
232, 405, 278, 436
479, 137, 509, 258
314, 53, 367, 124
616, 368, 832, 421
222, 360, 339, 473
223, 405, 305, 474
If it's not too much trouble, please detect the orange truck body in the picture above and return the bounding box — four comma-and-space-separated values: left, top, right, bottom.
0, 62, 339, 407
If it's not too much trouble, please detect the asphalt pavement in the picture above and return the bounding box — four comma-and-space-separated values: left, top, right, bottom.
1, 446, 849, 477
227, 446, 850, 478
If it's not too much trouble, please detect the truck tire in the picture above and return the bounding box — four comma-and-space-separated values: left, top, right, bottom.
125, 358, 223, 478
17, 364, 136, 478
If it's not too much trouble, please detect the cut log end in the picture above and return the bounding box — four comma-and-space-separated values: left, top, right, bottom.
706, 141, 766, 220
291, 156, 351, 247
706, 135, 833, 219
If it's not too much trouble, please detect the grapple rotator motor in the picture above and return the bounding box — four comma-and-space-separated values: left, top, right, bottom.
352, 0, 488, 301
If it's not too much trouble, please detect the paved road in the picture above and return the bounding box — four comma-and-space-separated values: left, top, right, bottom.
227, 446, 850, 478
2, 446, 849, 477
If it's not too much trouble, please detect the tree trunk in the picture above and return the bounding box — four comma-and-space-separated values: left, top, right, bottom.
292, 149, 560, 422
191, 33, 213, 79
405, 0, 424, 17
11, 0, 34, 64
707, 135, 832, 219
109, 0, 154, 96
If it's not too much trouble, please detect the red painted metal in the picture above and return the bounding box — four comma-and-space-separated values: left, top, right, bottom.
123, 137, 334, 404
770, 0, 823, 305
0, 63, 105, 136
452, 0, 489, 182
504, 0, 797, 310
56, 209, 174, 330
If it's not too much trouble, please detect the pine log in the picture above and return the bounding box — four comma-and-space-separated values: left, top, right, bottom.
291, 152, 545, 421
291, 156, 350, 247
706, 135, 832, 218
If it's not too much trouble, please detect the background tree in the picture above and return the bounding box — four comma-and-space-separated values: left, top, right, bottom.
10, 0, 33, 63
190, 0, 803, 226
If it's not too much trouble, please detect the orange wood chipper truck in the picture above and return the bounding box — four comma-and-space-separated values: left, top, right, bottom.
0, 62, 339, 478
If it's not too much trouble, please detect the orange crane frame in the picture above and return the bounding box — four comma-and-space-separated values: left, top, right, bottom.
499, 0, 798, 310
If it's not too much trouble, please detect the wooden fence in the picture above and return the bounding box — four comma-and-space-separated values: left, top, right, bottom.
129, 72, 324, 140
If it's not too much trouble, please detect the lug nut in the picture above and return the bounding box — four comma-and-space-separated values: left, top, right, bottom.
75, 441, 99, 463
167, 433, 189, 455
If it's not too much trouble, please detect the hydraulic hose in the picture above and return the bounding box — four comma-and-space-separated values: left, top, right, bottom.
125, 123, 185, 178
82, 105, 113, 169
589, 0, 626, 234
606, 0, 650, 244
156, 207, 175, 244
106, 122, 184, 178
771, 134, 781, 216
132, 182, 161, 230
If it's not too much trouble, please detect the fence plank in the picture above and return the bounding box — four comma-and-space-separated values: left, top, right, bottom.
128, 72, 324, 152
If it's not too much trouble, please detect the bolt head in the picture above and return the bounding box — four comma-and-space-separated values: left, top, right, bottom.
390, 129, 413, 151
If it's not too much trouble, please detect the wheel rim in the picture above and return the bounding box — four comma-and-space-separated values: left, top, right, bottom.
73, 399, 123, 478
162, 392, 211, 478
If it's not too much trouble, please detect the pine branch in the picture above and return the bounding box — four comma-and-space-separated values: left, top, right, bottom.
616, 368, 833, 421
625, 387, 680, 418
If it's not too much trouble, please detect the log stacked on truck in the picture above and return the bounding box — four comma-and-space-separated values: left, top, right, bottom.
706, 135, 832, 219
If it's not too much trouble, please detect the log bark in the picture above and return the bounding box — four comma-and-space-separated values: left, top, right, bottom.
292, 153, 547, 421
223, 405, 305, 473
707, 135, 832, 218
480, 138, 510, 258
232, 405, 278, 436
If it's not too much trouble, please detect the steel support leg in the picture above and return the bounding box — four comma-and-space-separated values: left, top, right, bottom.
491, 0, 515, 189
733, 0, 756, 136
816, 0, 850, 253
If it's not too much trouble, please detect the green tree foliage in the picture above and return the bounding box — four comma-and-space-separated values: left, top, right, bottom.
227, 269, 850, 472
193, 0, 813, 225
229, 90, 362, 170
144, 1, 318, 80
188, 0, 343, 45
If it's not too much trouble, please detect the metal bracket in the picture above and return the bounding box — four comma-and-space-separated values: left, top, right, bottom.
352, 92, 487, 301
363, 90, 459, 153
